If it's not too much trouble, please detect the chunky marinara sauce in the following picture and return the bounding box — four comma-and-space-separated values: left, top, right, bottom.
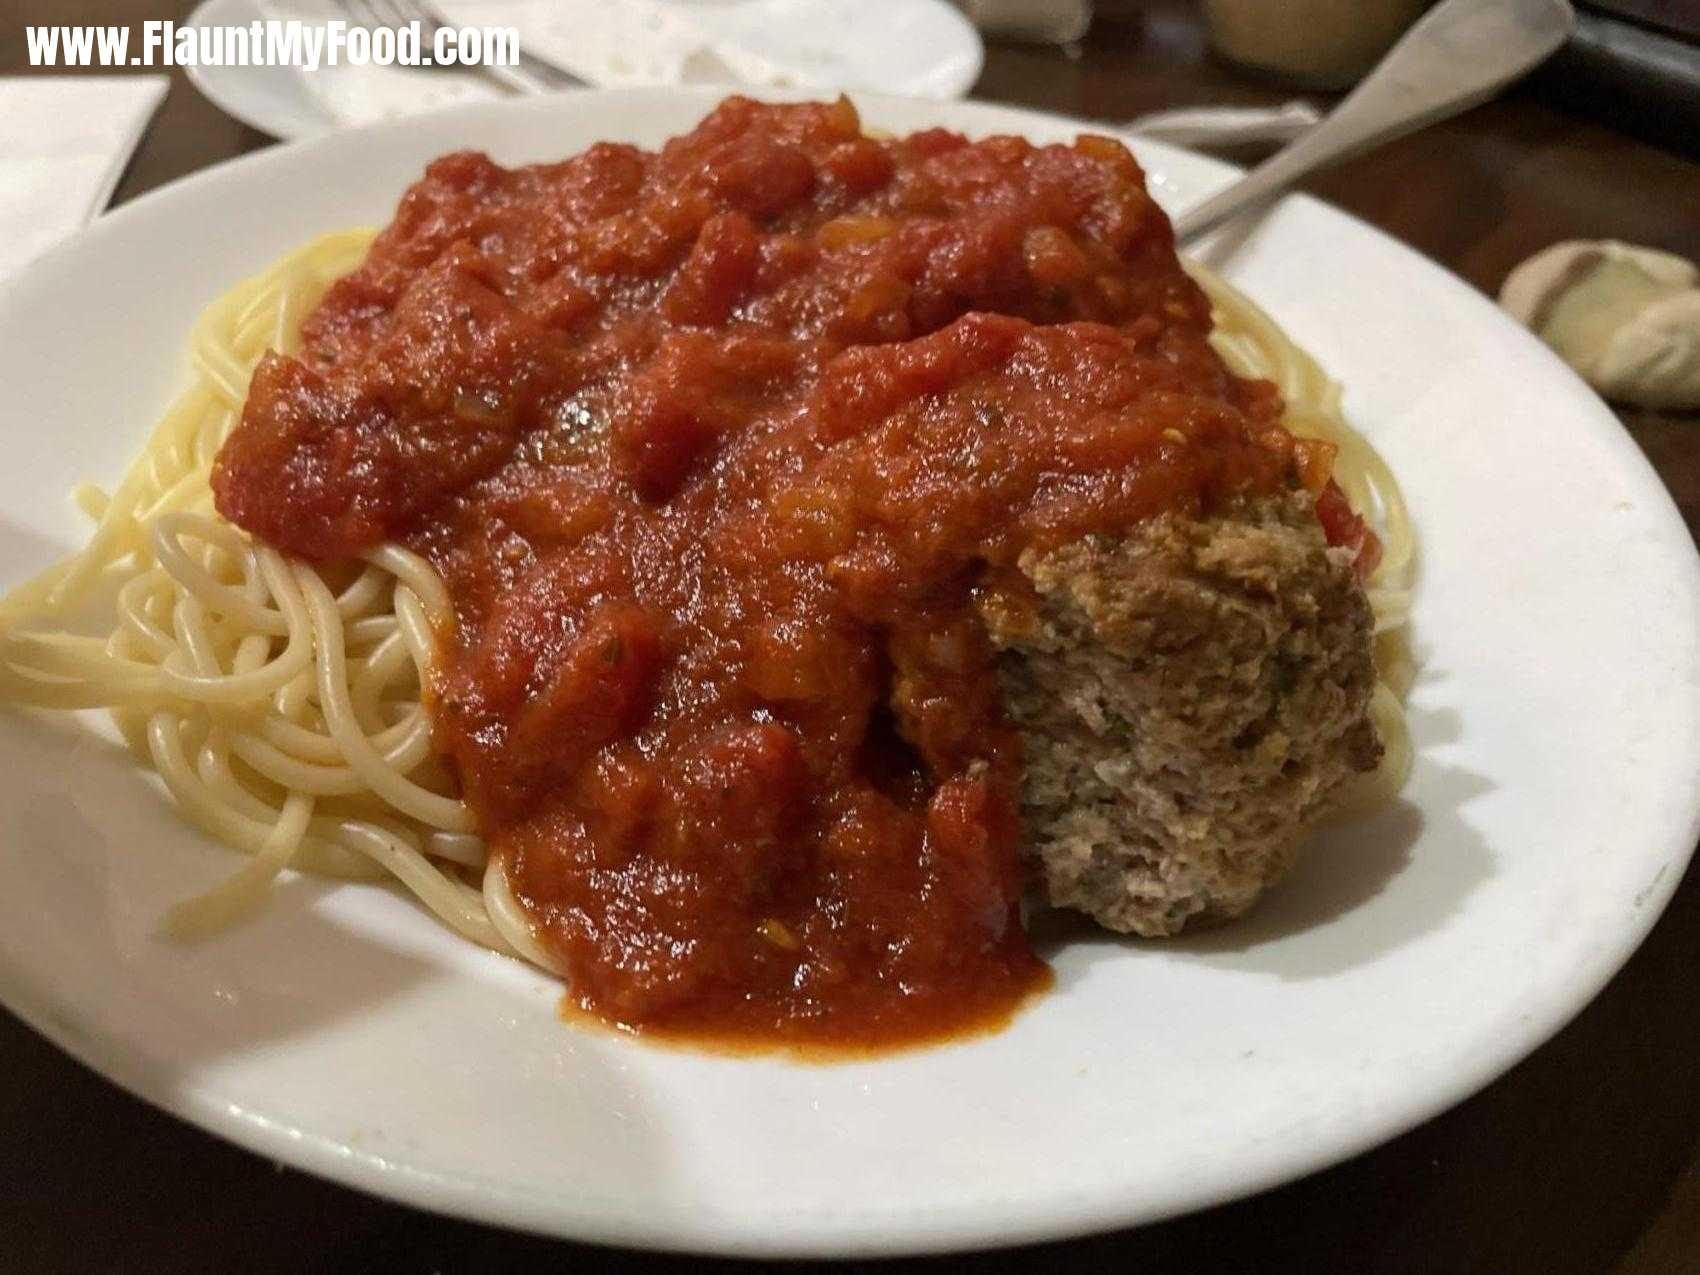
214, 98, 1358, 1048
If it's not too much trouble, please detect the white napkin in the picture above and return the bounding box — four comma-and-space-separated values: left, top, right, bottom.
0, 76, 168, 279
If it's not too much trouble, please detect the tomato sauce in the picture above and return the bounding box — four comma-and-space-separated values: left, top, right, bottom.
213, 98, 1338, 1048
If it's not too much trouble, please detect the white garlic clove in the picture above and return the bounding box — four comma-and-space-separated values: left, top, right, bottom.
1499, 240, 1700, 411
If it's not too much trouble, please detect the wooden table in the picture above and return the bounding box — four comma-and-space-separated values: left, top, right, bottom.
5, 3, 1698, 1270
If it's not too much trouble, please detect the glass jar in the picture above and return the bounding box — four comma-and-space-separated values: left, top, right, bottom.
1203, 0, 1432, 89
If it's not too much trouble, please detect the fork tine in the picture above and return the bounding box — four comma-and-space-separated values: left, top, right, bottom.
382, 0, 445, 38
335, 0, 572, 92
366, 0, 404, 30
334, 0, 381, 31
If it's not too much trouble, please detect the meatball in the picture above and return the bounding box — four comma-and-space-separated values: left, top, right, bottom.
977, 492, 1381, 937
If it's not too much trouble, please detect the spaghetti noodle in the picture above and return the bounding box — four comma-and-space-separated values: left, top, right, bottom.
0, 231, 510, 949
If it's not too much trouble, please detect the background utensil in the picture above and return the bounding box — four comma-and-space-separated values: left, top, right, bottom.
1127, 101, 1322, 148
333, 0, 583, 94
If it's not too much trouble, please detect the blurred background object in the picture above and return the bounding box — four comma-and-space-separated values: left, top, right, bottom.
957, 0, 1093, 44
186, 0, 986, 137
1201, 0, 1434, 89
1527, 1, 1700, 158
963, 0, 1699, 160
1583, 0, 1700, 34
1501, 240, 1700, 409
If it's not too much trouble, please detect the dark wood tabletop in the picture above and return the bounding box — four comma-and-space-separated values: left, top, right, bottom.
4, 2, 1699, 1271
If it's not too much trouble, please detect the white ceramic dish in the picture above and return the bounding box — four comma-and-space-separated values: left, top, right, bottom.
1, 89, 1696, 1258
184, 0, 338, 140
185, 0, 981, 140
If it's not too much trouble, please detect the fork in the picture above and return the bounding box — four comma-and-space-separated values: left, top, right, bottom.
332, 0, 584, 95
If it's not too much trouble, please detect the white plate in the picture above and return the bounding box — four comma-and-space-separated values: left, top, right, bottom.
2, 89, 1697, 1257
185, 0, 981, 141
185, 0, 338, 140
430, 0, 985, 99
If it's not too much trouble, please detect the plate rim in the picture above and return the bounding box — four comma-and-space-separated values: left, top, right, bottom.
3, 85, 1698, 1257
184, 0, 337, 141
